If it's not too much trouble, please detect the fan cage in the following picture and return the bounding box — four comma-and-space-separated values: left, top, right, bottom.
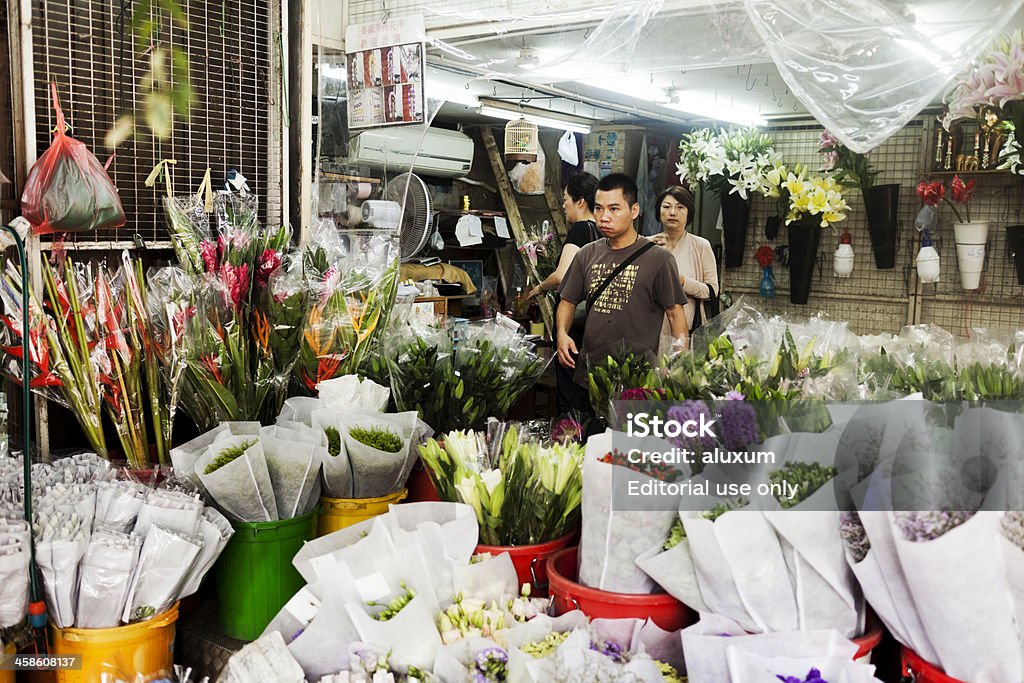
504, 118, 538, 162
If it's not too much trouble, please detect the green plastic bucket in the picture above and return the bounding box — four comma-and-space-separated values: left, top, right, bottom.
214, 507, 319, 640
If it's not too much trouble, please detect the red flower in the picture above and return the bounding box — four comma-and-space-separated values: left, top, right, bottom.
256, 249, 282, 286
756, 245, 775, 268
220, 263, 251, 310
950, 174, 976, 205
200, 353, 224, 384
915, 181, 945, 206
200, 240, 220, 273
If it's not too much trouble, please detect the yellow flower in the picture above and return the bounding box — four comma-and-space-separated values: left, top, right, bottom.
784, 174, 807, 197
807, 187, 830, 214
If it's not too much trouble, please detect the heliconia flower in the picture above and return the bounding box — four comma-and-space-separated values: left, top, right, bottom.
200, 353, 224, 385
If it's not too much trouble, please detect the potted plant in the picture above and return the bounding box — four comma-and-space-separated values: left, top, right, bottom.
943, 29, 1024, 176
818, 131, 899, 269
757, 162, 850, 304
917, 176, 985, 289
677, 128, 779, 267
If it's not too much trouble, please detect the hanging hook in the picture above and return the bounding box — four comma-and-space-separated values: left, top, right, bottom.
744, 64, 756, 92
380, 0, 390, 23
679, 68, 687, 77
764, 72, 770, 87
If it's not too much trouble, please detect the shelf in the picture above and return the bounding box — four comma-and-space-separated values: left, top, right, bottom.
924, 169, 1009, 176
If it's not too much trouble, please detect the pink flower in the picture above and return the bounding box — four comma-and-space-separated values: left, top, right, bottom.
256, 248, 282, 286
220, 263, 251, 309
200, 241, 219, 273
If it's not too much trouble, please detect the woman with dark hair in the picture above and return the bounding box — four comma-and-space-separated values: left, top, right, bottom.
651, 186, 719, 346
528, 172, 600, 416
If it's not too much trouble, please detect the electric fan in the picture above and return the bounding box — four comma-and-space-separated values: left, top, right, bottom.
383, 172, 433, 260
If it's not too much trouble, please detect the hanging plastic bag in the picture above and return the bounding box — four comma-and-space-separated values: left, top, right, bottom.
557, 131, 579, 166
21, 84, 125, 234
509, 144, 546, 195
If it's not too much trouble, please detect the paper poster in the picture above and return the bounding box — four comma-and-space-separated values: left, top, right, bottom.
346, 18, 425, 129
494, 216, 510, 239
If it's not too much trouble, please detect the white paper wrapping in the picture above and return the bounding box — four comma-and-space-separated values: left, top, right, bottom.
260, 425, 326, 519
75, 530, 140, 628
196, 436, 278, 522
121, 525, 202, 623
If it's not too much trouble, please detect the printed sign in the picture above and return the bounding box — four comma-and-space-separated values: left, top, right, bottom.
345, 17, 425, 129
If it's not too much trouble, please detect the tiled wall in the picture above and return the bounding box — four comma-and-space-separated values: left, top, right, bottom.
721, 117, 1024, 336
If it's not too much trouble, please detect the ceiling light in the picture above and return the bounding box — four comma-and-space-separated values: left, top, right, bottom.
665, 91, 768, 126
478, 104, 592, 134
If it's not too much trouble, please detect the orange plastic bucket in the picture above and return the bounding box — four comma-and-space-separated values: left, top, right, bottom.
547, 546, 695, 631
475, 532, 575, 595
50, 603, 178, 683
902, 646, 967, 683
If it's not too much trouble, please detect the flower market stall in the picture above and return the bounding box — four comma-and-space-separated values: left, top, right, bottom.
3, 0, 1024, 681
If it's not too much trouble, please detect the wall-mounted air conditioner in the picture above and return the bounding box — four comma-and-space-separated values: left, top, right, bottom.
348, 127, 473, 177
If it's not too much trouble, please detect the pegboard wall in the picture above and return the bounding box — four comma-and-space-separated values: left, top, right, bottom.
29, 0, 284, 249
720, 116, 1024, 337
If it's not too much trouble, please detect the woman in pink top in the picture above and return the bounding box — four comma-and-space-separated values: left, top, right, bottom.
651, 186, 719, 347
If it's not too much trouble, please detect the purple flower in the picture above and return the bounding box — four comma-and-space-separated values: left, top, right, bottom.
474, 647, 509, 682
840, 510, 871, 563
718, 399, 759, 450
667, 401, 716, 453
551, 417, 583, 444
893, 511, 976, 542
725, 390, 745, 401
590, 640, 627, 663
777, 668, 828, 683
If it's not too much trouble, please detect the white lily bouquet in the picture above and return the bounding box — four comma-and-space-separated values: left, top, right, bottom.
418, 423, 585, 546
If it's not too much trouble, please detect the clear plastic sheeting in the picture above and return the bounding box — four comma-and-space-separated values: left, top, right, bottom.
743, 0, 1024, 152
314, 0, 1024, 181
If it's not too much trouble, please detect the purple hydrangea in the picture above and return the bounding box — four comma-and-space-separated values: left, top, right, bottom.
777, 667, 828, 683
725, 390, 745, 401
718, 399, 759, 451
893, 511, 976, 542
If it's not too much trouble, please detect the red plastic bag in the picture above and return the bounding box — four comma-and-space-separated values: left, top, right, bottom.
21, 83, 125, 234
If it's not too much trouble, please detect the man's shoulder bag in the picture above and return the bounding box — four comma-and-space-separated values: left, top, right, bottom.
573, 241, 656, 330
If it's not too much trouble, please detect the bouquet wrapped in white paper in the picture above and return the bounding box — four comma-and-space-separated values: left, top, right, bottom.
260, 424, 325, 518
196, 435, 277, 522
121, 524, 202, 623
75, 529, 141, 628
0, 519, 30, 627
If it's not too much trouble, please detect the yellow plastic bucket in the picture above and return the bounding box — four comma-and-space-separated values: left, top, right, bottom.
50, 603, 178, 683
0, 640, 13, 683
318, 489, 408, 536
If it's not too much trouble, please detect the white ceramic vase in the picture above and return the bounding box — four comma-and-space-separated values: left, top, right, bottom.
833, 243, 854, 277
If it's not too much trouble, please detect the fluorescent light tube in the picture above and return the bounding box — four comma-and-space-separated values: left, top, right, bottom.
478, 105, 592, 134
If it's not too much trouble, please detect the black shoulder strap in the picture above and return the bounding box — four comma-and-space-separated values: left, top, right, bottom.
587, 241, 656, 312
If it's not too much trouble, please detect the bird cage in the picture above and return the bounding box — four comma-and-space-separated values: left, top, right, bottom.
504, 117, 539, 162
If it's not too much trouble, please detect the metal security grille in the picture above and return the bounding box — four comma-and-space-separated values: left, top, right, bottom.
722, 116, 1024, 336
31, 0, 283, 248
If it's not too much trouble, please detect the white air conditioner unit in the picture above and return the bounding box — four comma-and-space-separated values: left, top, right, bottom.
348, 127, 474, 177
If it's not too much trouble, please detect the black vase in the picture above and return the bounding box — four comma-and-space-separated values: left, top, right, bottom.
861, 184, 900, 269
720, 192, 751, 268
787, 222, 822, 305
1007, 225, 1024, 285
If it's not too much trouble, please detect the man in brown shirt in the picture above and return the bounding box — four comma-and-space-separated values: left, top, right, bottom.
556, 174, 689, 406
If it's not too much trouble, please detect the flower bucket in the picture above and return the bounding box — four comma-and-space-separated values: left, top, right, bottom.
1006, 225, 1024, 285
787, 221, 822, 305
694, 182, 723, 245
852, 611, 884, 663
720, 192, 751, 268
953, 221, 989, 290
318, 489, 408, 536
901, 646, 967, 683
405, 462, 441, 503
215, 508, 318, 640
862, 184, 900, 269
50, 602, 178, 683
546, 546, 695, 631
475, 532, 575, 596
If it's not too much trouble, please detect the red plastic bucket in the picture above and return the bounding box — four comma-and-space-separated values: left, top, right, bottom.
405, 462, 440, 503
546, 546, 695, 631
852, 611, 884, 661
475, 533, 575, 596
902, 647, 967, 683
